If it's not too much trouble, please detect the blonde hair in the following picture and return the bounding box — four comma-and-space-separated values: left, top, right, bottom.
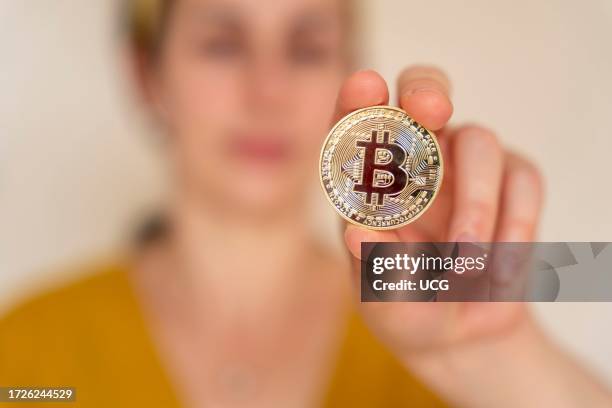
124, 0, 358, 62
124, 0, 166, 54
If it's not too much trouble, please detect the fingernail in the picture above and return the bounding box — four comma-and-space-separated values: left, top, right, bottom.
402, 87, 444, 98
452, 233, 481, 272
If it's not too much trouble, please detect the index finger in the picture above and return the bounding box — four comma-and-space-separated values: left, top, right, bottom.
398, 65, 453, 131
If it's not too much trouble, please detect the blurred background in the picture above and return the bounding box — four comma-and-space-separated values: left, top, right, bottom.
1, 0, 611, 384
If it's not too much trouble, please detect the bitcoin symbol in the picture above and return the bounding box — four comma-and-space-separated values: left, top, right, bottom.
353, 130, 408, 205
319, 106, 443, 230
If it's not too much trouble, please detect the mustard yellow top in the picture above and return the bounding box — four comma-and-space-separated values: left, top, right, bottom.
0, 264, 445, 407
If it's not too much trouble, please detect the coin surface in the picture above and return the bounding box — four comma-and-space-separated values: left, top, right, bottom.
319, 106, 443, 230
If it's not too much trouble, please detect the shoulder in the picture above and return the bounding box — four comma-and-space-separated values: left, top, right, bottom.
0, 261, 181, 406
0, 262, 130, 336
0, 262, 137, 381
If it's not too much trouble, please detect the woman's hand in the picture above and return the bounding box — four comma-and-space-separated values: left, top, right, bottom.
336, 66, 542, 349
335, 67, 611, 407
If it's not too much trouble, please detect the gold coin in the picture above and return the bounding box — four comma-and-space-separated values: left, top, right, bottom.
319, 106, 443, 230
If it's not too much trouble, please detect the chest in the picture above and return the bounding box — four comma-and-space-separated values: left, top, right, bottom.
147, 293, 348, 407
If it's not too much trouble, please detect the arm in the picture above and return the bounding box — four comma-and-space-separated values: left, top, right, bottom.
404, 316, 612, 408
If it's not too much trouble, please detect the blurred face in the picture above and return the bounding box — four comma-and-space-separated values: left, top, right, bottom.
150, 0, 349, 213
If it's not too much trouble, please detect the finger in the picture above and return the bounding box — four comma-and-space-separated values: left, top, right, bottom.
343, 224, 400, 291
446, 125, 505, 243
344, 224, 399, 261
490, 152, 544, 300
495, 152, 544, 242
435, 240, 496, 301
334, 69, 389, 122
397, 65, 453, 131
439, 126, 501, 300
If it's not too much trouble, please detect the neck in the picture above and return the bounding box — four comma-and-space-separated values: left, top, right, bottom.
164, 191, 315, 307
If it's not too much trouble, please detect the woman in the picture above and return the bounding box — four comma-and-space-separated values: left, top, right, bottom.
1, 0, 610, 406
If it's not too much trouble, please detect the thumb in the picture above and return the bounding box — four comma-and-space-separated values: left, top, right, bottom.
333, 70, 389, 123
344, 224, 399, 261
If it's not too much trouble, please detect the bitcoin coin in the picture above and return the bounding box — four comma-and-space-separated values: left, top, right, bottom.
319, 106, 443, 230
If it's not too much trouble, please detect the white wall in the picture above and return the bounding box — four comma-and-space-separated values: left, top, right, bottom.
0, 0, 166, 298
1, 0, 611, 384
